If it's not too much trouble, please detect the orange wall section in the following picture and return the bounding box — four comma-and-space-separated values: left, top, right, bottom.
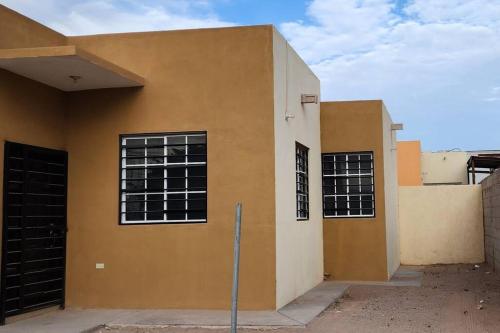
397, 141, 422, 186
0, 5, 68, 279
64, 26, 277, 310
0, 2, 278, 310
0, 4, 67, 48
320, 100, 389, 281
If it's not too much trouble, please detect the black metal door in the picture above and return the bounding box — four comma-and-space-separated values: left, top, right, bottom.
1, 142, 67, 324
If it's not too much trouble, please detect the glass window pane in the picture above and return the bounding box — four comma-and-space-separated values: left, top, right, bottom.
126, 194, 144, 221
362, 209, 374, 215
321, 152, 374, 218
125, 138, 145, 148
126, 180, 145, 191
168, 136, 185, 145
187, 135, 206, 144
187, 166, 206, 191
121, 133, 207, 223
360, 161, 371, 173
188, 144, 206, 163
323, 161, 334, 174
147, 194, 164, 220
167, 145, 186, 163
296, 143, 309, 220
147, 146, 163, 165
166, 166, 185, 191
126, 169, 144, 179
187, 193, 206, 220
323, 185, 335, 195
147, 168, 164, 191
167, 193, 185, 220
335, 161, 346, 175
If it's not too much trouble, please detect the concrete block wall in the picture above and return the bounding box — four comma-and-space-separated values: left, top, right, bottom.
482, 169, 500, 272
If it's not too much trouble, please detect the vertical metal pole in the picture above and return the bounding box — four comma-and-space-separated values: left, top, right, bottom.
231, 203, 242, 333
471, 159, 476, 184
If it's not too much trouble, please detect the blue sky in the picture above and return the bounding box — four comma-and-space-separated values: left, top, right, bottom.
1, 0, 499, 151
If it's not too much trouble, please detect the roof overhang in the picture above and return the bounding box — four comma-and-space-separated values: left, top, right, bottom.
0, 45, 145, 91
467, 155, 500, 170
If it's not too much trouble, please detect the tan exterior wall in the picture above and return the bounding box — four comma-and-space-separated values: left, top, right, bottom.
0, 5, 66, 48
0, 5, 68, 275
273, 29, 323, 309
397, 141, 422, 186
382, 106, 400, 277
0, 4, 326, 310
321, 101, 389, 281
421, 151, 469, 185
399, 185, 484, 265
0, 69, 67, 254
62, 26, 278, 310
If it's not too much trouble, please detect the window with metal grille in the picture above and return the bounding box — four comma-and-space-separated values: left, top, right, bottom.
296, 142, 309, 220
322, 152, 375, 218
119, 132, 207, 224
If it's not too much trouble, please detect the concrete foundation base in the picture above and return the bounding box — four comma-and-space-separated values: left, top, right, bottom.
0, 282, 349, 333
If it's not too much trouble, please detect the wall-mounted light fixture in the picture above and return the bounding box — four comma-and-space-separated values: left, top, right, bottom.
391, 123, 403, 131
301, 94, 318, 104
69, 75, 82, 84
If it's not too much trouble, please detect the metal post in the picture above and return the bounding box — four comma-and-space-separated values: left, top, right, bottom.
471, 159, 476, 184
231, 203, 242, 333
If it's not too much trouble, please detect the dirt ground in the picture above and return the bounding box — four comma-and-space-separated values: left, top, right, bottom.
98, 264, 500, 333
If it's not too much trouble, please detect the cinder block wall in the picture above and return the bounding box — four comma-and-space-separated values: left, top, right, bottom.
482, 170, 500, 272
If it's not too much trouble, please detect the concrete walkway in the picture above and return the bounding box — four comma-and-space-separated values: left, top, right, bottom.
0, 282, 349, 333
0, 267, 421, 332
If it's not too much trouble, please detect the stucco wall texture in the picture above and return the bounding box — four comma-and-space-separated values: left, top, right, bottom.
0, 5, 66, 48
399, 185, 484, 265
382, 106, 400, 278
65, 27, 278, 310
320, 100, 397, 281
421, 151, 469, 185
273, 29, 323, 308
0, 5, 325, 311
0, 6, 68, 287
482, 170, 500, 273
397, 141, 422, 186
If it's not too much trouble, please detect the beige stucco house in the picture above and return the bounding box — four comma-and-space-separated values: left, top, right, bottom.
0, 4, 400, 324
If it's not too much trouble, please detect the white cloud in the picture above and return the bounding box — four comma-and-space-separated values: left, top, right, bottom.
281, 0, 500, 149
1, 0, 499, 149
484, 86, 500, 102
281, 0, 398, 63
0, 0, 234, 35
405, 0, 500, 26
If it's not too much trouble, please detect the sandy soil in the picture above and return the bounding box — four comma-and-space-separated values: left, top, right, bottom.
98, 264, 500, 333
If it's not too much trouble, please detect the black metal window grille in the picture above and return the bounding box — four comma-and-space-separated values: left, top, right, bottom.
296, 142, 309, 220
120, 132, 207, 224
322, 152, 375, 218
1, 142, 68, 323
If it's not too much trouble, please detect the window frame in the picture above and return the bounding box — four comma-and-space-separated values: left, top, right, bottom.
296, 142, 310, 221
118, 131, 208, 225
321, 151, 376, 219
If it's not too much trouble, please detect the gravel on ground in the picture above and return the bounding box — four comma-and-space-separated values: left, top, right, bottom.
96, 264, 500, 333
